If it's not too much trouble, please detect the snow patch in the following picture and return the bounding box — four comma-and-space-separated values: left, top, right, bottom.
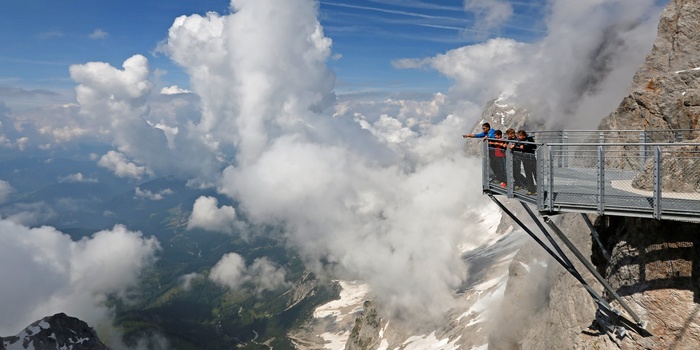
457, 276, 508, 323
402, 331, 460, 350
318, 331, 349, 350
674, 67, 700, 74
313, 281, 370, 322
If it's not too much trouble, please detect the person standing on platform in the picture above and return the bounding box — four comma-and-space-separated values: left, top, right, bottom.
488, 130, 507, 187
511, 130, 537, 194
506, 128, 526, 189
464, 122, 497, 182
463, 122, 495, 139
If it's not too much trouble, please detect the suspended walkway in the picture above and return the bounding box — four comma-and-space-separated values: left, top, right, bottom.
479, 129, 700, 339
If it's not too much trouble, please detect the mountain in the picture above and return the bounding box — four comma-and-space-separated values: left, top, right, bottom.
0, 313, 108, 350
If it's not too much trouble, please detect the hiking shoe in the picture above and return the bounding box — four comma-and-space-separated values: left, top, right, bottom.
527, 191, 537, 195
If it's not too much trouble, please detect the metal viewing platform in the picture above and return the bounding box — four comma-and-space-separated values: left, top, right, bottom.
479, 129, 700, 339
483, 129, 700, 222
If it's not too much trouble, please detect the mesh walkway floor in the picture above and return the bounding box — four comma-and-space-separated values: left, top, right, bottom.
485, 167, 700, 222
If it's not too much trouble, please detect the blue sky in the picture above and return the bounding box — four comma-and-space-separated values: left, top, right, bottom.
0, 0, 548, 96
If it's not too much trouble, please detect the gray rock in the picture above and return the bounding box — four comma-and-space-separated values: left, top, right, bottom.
345, 301, 382, 350
599, 0, 700, 135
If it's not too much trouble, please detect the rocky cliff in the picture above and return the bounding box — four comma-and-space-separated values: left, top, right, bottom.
0, 313, 108, 350
502, 0, 700, 349
599, 0, 700, 135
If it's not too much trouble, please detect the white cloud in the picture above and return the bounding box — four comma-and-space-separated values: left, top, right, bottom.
180, 272, 203, 292
0, 180, 13, 204
134, 187, 173, 201
89, 28, 109, 40
209, 252, 248, 290
0, 220, 160, 335
69, 55, 222, 181
3, 202, 57, 227
159, 0, 336, 165
463, 0, 514, 34
248, 257, 290, 293
98, 151, 149, 179
156, 0, 487, 322
187, 196, 242, 235
58, 173, 98, 183
160, 85, 191, 95
208, 253, 289, 293
404, 0, 664, 128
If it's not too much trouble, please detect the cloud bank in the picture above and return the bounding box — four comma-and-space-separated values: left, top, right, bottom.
403, 0, 664, 128
209, 253, 289, 293
0, 220, 160, 335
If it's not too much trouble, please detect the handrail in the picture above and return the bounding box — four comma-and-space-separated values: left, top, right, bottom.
481, 135, 700, 223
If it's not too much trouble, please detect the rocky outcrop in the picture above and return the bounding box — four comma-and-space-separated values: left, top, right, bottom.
0, 313, 108, 350
632, 142, 700, 192
345, 301, 382, 350
595, 216, 700, 349
599, 0, 700, 135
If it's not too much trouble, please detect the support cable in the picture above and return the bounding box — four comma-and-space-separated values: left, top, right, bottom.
581, 213, 611, 262
543, 217, 648, 331
489, 196, 608, 307
489, 195, 652, 337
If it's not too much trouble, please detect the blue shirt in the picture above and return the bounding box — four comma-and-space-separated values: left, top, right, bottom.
474, 129, 496, 138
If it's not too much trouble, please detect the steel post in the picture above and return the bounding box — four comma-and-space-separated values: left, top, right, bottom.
653, 146, 662, 219
597, 145, 605, 215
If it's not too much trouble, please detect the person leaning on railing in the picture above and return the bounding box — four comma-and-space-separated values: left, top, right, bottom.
510, 130, 537, 195
463, 122, 497, 182
462, 122, 496, 139
488, 130, 508, 187
506, 128, 526, 188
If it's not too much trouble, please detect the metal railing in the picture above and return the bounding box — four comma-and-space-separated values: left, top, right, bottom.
482, 130, 700, 222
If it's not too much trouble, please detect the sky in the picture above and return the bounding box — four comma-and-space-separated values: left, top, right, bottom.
0, 0, 549, 100
0, 0, 671, 345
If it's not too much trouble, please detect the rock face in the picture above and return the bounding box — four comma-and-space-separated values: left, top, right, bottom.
599, 0, 700, 136
596, 217, 700, 349
632, 142, 700, 192
503, 1, 700, 349
0, 313, 108, 350
345, 301, 382, 350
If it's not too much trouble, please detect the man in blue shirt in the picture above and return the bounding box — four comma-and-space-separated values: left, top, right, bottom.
463, 122, 496, 139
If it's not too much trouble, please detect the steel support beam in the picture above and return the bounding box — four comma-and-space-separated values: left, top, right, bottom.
543, 217, 646, 329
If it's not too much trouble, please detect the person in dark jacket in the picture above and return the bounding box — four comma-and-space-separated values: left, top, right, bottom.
505, 128, 526, 189
510, 130, 537, 194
